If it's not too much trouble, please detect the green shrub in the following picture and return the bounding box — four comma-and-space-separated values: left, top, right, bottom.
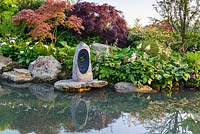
185, 33, 200, 52
152, 53, 191, 92
0, 0, 18, 37
0, 17, 18, 37
183, 52, 200, 85
128, 25, 175, 47
0, 33, 101, 67
170, 32, 200, 52
184, 52, 200, 71
0, 36, 63, 66
93, 48, 199, 91
16, 0, 45, 11
127, 21, 200, 54
93, 48, 155, 86
55, 31, 101, 47
0, 37, 39, 66
128, 25, 176, 57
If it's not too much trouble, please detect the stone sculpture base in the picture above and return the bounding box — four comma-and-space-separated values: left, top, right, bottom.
54, 79, 108, 92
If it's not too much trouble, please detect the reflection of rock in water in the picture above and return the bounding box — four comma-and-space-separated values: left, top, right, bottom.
62, 95, 121, 132
0, 84, 122, 134
0, 85, 11, 96
69, 110, 120, 132
66, 105, 121, 132
29, 83, 57, 102
71, 97, 90, 130
87, 110, 120, 130
0, 79, 31, 89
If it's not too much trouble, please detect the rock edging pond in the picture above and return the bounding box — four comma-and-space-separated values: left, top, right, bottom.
0, 42, 156, 93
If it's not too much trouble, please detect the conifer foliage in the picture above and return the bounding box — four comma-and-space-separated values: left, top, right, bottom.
72, 2, 128, 47
13, 0, 84, 42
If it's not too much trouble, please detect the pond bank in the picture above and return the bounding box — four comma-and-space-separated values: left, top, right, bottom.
0, 54, 199, 94
0, 54, 155, 93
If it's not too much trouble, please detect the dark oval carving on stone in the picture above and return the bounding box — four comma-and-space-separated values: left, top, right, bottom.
78, 49, 89, 74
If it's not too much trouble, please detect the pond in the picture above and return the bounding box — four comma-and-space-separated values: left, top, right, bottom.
0, 81, 200, 134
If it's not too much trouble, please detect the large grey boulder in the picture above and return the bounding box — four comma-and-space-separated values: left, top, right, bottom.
114, 82, 153, 93
28, 55, 61, 81
72, 42, 93, 82
91, 43, 110, 56
1, 69, 33, 83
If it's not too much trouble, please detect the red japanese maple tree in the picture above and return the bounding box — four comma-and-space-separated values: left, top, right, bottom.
13, 0, 84, 42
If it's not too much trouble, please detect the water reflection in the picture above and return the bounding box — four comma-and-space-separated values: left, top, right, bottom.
0, 83, 200, 134
141, 111, 195, 134
0, 85, 11, 97
29, 83, 57, 102
71, 97, 90, 130
0, 129, 20, 134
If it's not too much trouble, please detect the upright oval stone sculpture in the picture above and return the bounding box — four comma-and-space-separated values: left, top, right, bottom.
72, 42, 93, 82
54, 42, 108, 92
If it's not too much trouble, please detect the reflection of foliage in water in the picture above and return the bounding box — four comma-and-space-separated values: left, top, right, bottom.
0, 88, 105, 133
1, 86, 200, 134
0, 88, 71, 134
182, 118, 200, 134
130, 92, 200, 134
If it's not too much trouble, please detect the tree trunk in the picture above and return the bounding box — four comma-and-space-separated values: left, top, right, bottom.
180, 0, 188, 54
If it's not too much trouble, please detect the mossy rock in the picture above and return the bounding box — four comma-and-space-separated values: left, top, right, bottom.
2, 65, 13, 72
1, 69, 33, 83
1, 61, 23, 73
7, 61, 23, 69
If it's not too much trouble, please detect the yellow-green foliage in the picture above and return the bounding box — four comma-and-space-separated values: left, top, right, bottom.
184, 52, 200, 83
128, 24, 176, 57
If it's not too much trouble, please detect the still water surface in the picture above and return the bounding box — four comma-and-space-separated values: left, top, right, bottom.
0, 82, 200, 134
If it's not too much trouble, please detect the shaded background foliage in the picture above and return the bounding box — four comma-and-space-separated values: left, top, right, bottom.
153, 0, 200, 53
16, 0, 45, 11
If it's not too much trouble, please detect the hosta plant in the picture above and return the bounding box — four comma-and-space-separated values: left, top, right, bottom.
93, 48, 199, 92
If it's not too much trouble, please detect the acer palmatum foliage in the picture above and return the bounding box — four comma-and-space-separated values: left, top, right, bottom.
147, 19, 176, 31
13, 0, 83, 42
71, 2, 128, 47
66, 15, 84, 34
